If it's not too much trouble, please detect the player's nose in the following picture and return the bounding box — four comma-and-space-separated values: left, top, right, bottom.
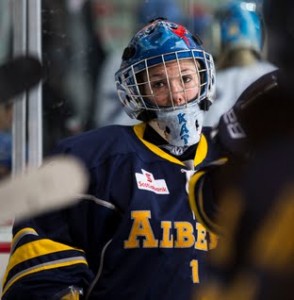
170, 80, 185, 106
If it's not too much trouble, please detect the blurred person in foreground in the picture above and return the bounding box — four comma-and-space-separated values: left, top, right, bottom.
2, 19, 222, 300
189, 0, 294, 299
203, 0, 276, 127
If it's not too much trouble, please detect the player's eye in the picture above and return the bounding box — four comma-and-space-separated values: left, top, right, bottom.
151, 80, 166, 89
182, 75, 193, 84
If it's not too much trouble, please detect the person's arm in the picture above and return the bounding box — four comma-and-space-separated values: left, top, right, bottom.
1, 206, 91, 299
1, 196, 121, 299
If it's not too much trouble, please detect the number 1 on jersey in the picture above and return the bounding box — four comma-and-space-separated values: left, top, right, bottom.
190, 259, 199, 283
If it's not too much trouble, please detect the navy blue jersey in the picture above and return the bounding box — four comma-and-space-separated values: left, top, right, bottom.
2, 123, 222, 300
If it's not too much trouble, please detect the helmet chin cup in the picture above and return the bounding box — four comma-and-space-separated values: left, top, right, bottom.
149, 102, 204, 147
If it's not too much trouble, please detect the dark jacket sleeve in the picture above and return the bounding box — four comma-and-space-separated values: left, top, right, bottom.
1, 191, 121, 300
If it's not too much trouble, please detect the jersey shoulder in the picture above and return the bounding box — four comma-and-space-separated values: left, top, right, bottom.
51, 125, 136, 166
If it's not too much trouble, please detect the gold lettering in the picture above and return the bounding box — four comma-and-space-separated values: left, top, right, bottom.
124, 211, 159, 248
124, 211, 214, 251
174, 222, 195, 248
160, 221, 174, 248
195, 223, 208, 250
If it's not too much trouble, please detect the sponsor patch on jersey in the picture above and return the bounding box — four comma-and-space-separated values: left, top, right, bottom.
135, 169, 169, 195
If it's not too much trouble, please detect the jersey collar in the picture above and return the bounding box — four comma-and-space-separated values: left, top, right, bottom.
133, 123, 208, 167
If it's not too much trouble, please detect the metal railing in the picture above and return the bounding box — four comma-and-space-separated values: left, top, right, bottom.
12, 0, 42, 174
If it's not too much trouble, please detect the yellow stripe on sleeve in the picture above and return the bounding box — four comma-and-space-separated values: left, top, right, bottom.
3, 238, 85, 286
11, 227, 39, 253
2, 256, 88, 297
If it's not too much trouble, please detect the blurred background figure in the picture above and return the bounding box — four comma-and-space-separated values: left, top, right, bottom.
42, 0, 106, 154
202, 0, 276, 127
0, 55, 42, 180
187, 2, 213, 42
136, 0, 185, 28
0, 103, 12, 180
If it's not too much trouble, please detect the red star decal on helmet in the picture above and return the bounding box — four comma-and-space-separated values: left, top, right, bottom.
171, 25, 190, 45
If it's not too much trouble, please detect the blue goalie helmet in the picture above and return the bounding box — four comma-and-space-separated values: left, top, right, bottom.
217, 1, 263, 55
115, 18, 216, 148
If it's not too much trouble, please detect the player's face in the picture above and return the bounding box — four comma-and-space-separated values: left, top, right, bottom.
141, 59, 200, 107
